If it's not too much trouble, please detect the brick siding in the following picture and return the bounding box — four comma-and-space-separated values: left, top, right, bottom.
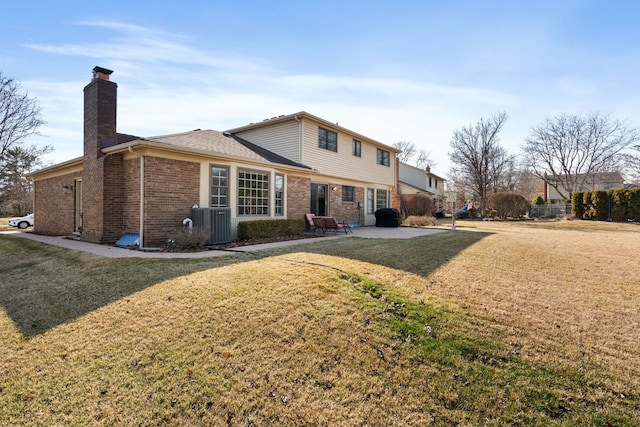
141, 157, 200, 247
285, 175, 311, 220
33, 173, 77, 235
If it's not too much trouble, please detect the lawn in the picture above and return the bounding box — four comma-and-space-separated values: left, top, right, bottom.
1, 220, 639, 425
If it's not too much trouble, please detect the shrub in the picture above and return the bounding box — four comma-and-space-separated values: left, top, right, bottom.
404, 193, 433, 217
571, 192, 585, 219
609, 189, 630, 222
403, 215, 437, 227
237, 218, 306, 240
487, 192, 529, 219
166, 226, 210, 251
629, 188, 640, 221
587, 190, 610, 221
533, 195, 545, 205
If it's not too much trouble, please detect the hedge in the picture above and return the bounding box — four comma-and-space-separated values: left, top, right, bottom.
572, 187, 640, 222
237, 218, 306, 240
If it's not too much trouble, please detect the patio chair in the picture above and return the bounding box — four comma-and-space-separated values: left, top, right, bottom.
311, 216, 327, 233
306, 213, 320, 233
323, 216, 352, 234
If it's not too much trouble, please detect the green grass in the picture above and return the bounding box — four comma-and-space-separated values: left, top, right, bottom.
1, 222, 639, 425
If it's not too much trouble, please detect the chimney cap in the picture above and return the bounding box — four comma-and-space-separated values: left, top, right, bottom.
92, 66, 114, 81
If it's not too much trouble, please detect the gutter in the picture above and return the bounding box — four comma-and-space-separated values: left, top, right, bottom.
128, 146, 146, 249
294, 114, 302, 163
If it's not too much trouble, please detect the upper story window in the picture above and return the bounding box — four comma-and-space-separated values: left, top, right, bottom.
210, 165, 229, 207
238, 169, 269, 215
352, 140, 361, 157
429, 176, 432, 187
342, 185, 355, 202
377, 148, 390, 166
318, 127, 338, 152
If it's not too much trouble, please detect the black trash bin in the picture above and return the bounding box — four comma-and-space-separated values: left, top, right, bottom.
375, 208, 400, 227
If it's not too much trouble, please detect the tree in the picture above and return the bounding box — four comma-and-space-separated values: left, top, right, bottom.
392, 141, 417, 163
448, 112, 511, 215
522, 112, 639, 200
0, 71, 48, 213
392, 141, 437, 169
0, 145, 51, 214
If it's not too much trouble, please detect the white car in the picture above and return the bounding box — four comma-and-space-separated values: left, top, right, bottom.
8, 213, 34, 229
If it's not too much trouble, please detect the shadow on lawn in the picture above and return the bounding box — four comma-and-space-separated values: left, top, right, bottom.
270, 228, 493, 280
0, 229, 491, 337
0, 235, 254, 337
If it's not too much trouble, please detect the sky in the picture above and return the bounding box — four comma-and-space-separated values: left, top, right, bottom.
2, 0, 640, 175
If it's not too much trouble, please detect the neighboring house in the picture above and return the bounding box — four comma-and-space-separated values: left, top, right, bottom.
398, 162, 446, 215
544, 171, 625, 203
28, 67, 400, 247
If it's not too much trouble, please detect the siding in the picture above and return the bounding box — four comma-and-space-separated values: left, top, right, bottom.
234, 120, 300, 162
400, 163, 427, 190
300, 118, 396, 187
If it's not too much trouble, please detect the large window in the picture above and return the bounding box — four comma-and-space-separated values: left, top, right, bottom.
238, 170, 269, 215
275, 174, 284, 216
377, 148, 390, 166
319, 127, 338, 152
376, 189, 388, 210
352, 140, 361, 157
210, 166, 228, 207
342, 185, 355, 202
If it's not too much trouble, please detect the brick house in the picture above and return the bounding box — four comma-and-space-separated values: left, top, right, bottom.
28, 67, 400, 247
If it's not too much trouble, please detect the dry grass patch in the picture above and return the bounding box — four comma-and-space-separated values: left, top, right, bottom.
1, 222, 639, 425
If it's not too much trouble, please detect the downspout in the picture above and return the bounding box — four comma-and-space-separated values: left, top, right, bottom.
128, 146, 145, 249
294, 114, 302, 162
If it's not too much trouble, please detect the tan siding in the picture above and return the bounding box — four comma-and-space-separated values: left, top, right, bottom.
301, 119, 396, 187
234, 120, 300, 162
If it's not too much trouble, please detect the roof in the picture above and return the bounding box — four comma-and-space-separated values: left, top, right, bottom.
225, 111, 400, 153
545, 171, 624, 184
29, 129, 313, 180
399, 180, 435, 195
108, 129, 312, 170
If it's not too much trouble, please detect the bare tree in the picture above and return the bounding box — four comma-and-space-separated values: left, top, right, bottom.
0, 71, 48, 214
1, 72, 46, 160
392, 141, 417, 163
622, 144, 640, 183
415, 149, 437, 169
522, 112, 638, 200
448, 112, 510, 215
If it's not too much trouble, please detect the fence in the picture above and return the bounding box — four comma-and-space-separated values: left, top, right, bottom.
529, 203, 572, 218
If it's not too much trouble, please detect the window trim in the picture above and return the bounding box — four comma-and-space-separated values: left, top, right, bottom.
275, 173, 284, 216
376, 148, 390, 166
237, 168, 270, 216
352, 139, 361, 157
318, 127, 338, 152
210, 164, 229, 208
342, 185, 355, 202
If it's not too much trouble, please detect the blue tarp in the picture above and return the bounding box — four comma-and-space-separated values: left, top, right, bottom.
115, 232, 140, 247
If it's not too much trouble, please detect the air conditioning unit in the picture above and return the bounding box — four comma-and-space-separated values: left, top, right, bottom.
191, 207, 232, 244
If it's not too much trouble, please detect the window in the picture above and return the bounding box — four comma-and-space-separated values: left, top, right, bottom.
352, 140, 361, 157
435, 179, 438, 189
429, 176, 432, 187
275, 174, 284, 216
376, 189, 388, 210
342, 185, 354, 202
367, 188, 375, 214
210, 166, 228, 207
238, 170, 269, 215
318, 127, 338, 152
377, 148, 390, 166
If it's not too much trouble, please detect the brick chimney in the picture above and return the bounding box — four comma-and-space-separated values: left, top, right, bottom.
82, 66, 124, 243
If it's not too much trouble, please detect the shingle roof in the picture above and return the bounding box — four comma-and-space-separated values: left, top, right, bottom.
141, 129, 311, 170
